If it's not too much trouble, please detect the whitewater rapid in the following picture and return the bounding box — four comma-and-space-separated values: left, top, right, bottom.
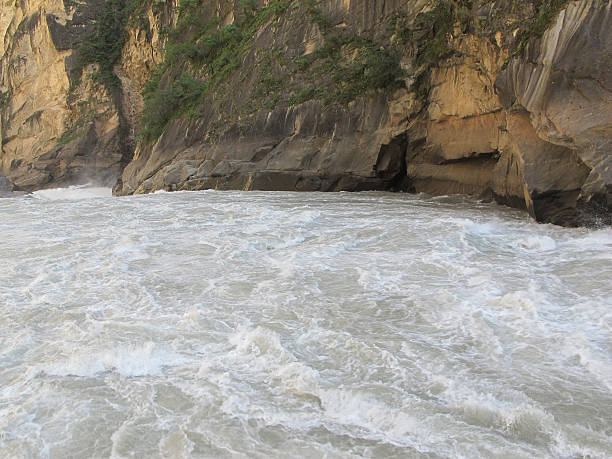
0, 188, 610, 458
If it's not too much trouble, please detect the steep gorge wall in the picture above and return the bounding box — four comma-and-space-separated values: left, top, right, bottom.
1, 0, 610, 226
0, 0, 136, 189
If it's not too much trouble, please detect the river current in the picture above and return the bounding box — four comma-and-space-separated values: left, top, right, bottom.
0, 188, 610, 458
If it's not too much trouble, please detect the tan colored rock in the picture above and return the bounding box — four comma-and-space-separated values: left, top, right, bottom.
492, 111, 591, 224
1, 6, 71, 186
0, 0, 128, 190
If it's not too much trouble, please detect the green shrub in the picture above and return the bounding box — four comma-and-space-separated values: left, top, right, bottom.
409, 1, 458, 98
323, 45, 403, 104
305, 0, 330, 31
515, 0, 569, 55
139, 0, 292, 142
141, 72, 206, 142
362, 46, 403, 89
240, 0, 257, 14
0, 90, 9, 109
415, 1, 454, 68
288, 86, 321, 105
76, 0, 131, 88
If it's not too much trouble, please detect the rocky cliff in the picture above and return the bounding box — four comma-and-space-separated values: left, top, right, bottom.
0, 0, 132, 189
1, 0, 610, 226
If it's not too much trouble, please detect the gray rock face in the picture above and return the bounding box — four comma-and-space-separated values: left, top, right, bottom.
0, 175, 14, 193
117, 95, 409, 196
495, 0, 612, 225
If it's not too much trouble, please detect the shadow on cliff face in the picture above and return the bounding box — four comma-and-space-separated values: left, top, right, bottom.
528, 179, 612, 228
374, 133, 411, 191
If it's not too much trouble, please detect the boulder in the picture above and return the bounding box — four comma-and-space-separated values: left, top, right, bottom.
0, 176, 15, 193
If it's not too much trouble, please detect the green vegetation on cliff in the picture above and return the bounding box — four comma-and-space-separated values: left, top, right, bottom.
514, 0, 570, 55
139, 0, 292, 141
287, 2, 404, 105
73, 0, 160, 89
411, 0, 457, 98
0, 90, 10, 109
408, 0, 576, 95
138, 0, 405, 143
131, 0, 579, 143
75, 0, 130, 88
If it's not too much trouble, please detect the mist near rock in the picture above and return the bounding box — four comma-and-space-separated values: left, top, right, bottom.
32, 185, 112, 200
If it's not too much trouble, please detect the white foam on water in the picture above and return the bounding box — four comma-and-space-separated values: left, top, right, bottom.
514, 235, 557, 251
569, 228, 612, 249
317, 388, 423, 444
440, 380, 554, 435
558, 332, 612, 391
1, 190, 611, 458
272, 361, 321, 398
228, 326, 292, 359
42, 342, 182, 377
158, 429, 195, 458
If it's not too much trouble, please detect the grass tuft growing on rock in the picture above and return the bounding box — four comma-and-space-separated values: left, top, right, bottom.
287, 3, 405, 106
514, 0, 570, 55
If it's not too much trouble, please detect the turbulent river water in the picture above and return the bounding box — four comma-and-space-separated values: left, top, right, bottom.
0, 188, 610, 458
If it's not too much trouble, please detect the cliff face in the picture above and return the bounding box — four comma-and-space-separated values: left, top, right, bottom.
496, 0, 612, 224
1, 0, 610, 226
0, 0, 130, 189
